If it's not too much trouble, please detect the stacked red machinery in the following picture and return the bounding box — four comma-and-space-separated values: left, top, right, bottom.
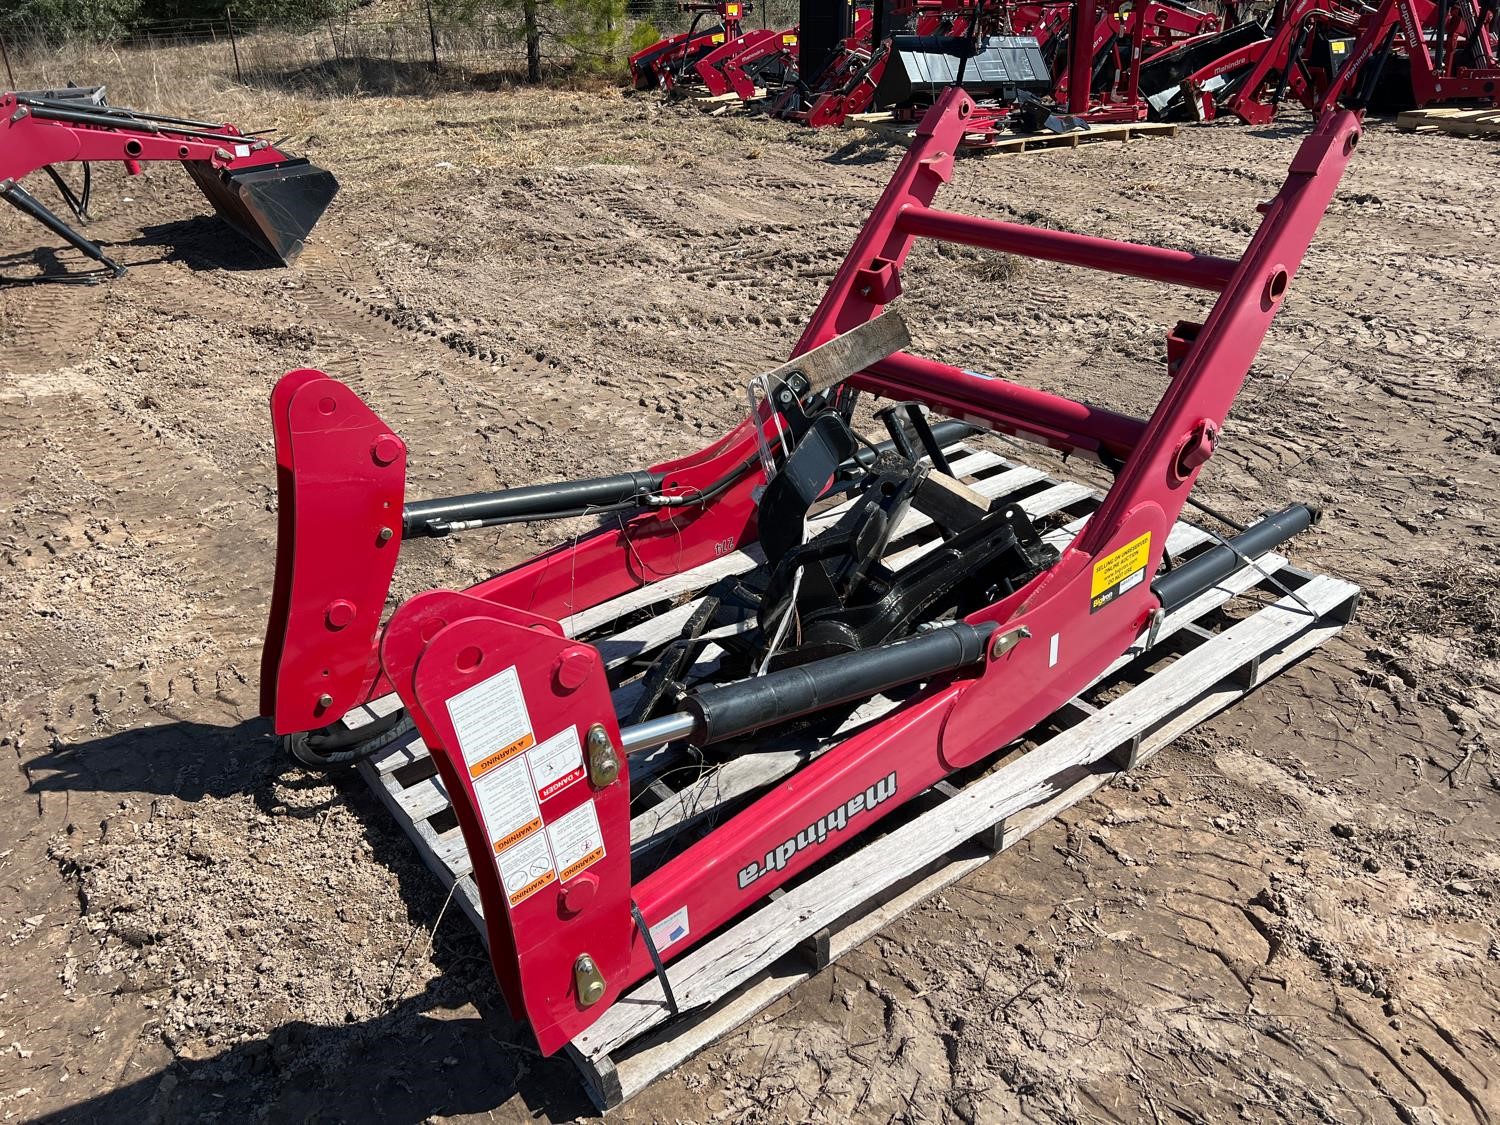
261, 84, 1369, 1054
1153, 0, 1496, 123
1047, 0, 1222, 118
627, 0, 752, 92
1320, 0, 1497, 110
772, 0, 1220, 136
767, 5, 887, 125
0, 85, 336, 281
692, 24, 803, 99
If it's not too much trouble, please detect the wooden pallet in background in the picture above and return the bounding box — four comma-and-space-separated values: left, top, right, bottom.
1396, 106, 1500, 137
843, 114, 1179, 153
682, 88, 765, 104
344, 440, 1359, 1111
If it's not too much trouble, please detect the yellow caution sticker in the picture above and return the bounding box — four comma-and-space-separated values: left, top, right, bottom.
1090, 532, 1151, 613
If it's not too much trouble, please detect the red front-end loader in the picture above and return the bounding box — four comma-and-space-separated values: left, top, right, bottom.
257, 78, 1369, 1056
0, 86, 337, 280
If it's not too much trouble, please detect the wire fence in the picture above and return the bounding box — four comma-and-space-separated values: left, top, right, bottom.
0, 0, 805, 98
2, 15, 613, 97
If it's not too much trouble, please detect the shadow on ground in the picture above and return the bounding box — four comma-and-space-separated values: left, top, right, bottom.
0, 214, 284, 284
130, 216, 288, 272
27, 715, 600, 1122
31, 978, 596, 1123
0, 244, 120, 286
825, 135, 905, 165
27, 716, 291, 808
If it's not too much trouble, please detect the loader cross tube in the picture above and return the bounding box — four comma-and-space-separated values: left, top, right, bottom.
261, 89, 1364, 1056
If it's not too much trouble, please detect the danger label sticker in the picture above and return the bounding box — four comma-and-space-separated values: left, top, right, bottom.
472, 756, 543, 854
526, 726, 585, 802
446, 665, 535, 778
547, 800, 606, 883
1090, 532, 1151, 614
496, 831, 555, 906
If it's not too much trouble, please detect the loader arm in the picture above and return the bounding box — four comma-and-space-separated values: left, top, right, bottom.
0, 89, 337, 276
259, 88, 1364, 1055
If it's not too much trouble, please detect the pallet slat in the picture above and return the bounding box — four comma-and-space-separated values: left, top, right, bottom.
843, 115, 1179, 152
1396, 107, 1500, 137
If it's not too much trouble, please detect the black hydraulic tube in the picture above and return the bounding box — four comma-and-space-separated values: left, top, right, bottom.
1272, 21, 1313, 106
401, 471, 666, 537
683, 620, 998, 745
23, 101, 255, 144
404, 419, 982, 537
0, 179, 124, 276
19, 93, 227, 131
1151, 503, 1319, 612
847, 418, 980, 470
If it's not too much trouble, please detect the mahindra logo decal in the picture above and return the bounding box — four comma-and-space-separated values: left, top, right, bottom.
737, 772, 898, 889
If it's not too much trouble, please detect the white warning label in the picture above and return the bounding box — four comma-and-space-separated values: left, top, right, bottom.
546, 800, 606, 882
446, 665, 535, 778
527, 726, 585, 802
472, 755, 542, 854
496, 831, 555, 906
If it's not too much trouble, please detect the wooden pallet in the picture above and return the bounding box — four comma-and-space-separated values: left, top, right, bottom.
843, 114, 1179, 152
683, 88, 765, 104
1396, 106, 1500, 137
346, 440, 1359, 1111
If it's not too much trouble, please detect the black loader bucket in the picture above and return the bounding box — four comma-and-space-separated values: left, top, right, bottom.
184, 157, 339, 265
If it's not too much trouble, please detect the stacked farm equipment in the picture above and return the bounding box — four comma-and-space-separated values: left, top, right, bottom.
628, 0, 757, 93
631, 0, 1221, 144
0, 85, 337, 281
1142, 0, 1497, 123
632, 0, 1494, 145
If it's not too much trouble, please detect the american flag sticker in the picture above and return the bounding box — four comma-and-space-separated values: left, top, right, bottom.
649, 905, 690, 951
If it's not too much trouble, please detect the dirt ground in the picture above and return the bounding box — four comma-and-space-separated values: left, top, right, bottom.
1, 80, 1497, 1124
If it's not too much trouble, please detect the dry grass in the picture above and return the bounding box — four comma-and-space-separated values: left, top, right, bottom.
4, 32, 679, 201
1373, 558, 1500, 661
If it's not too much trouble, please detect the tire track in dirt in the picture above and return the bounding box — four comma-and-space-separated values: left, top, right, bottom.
0, 277, 104, 373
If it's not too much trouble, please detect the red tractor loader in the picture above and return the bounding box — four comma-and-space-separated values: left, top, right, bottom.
0, 85, 337, 280
259, 83, 1368, 1055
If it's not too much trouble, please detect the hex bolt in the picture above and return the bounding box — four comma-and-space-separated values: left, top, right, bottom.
574, 953, 606, 1006
372, 434, 402, 466
317, 693, 333, 709
586, 724, 620, 787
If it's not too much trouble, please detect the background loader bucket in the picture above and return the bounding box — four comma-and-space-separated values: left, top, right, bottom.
184, 157, 338, 265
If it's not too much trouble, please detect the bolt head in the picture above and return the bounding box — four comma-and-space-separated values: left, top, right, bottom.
554, 647, 595, 692
378, 527, 394, 543
372, 434, 402, 466
317, 693, 333, 709
326, 599, 357, 629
